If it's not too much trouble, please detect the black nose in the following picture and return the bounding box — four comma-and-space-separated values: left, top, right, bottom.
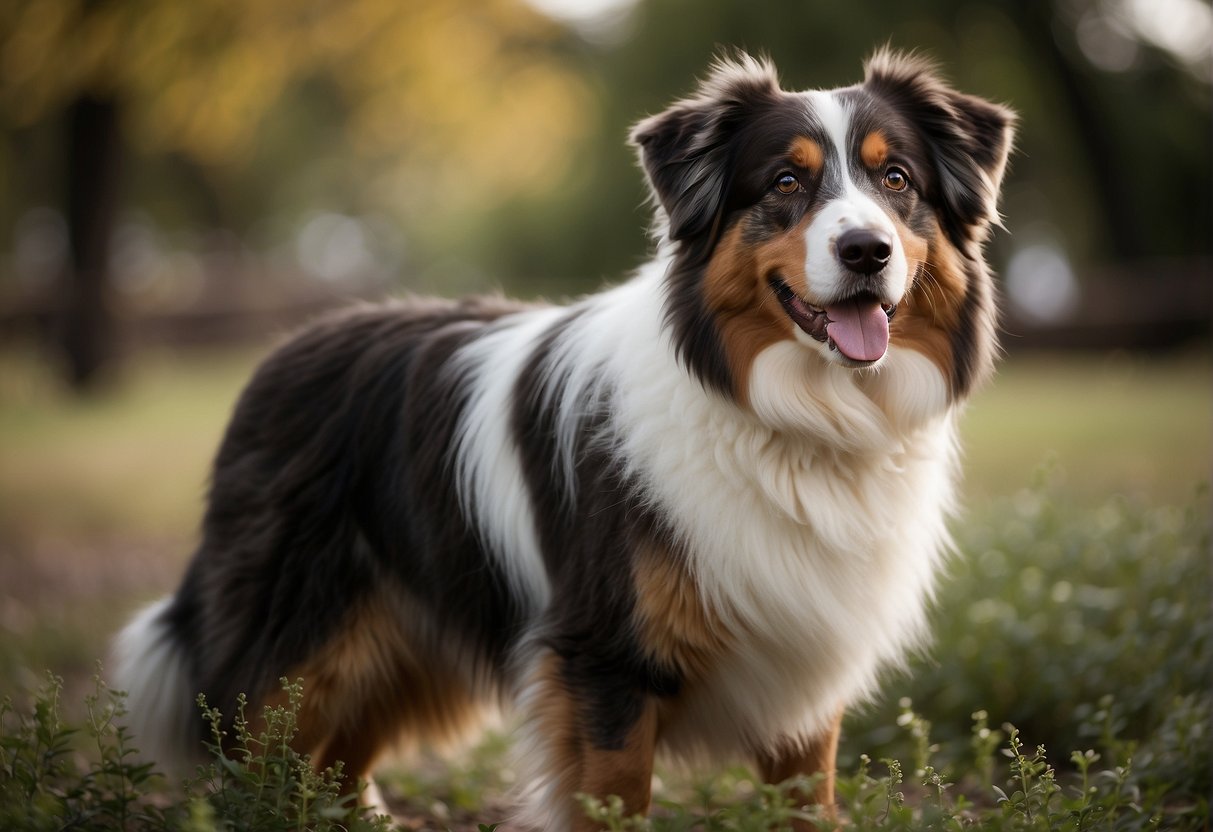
836, 228, 893, 275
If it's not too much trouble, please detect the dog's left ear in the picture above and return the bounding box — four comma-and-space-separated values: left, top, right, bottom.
864, 49, 1016, 247
630, 53, 781, 252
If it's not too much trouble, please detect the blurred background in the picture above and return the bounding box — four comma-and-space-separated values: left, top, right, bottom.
0, 0, 1209, 786
2, 0, 1210, 377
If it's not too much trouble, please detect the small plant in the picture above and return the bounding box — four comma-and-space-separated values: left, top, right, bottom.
837, 697, 1209, 831
971, 709, 1004, 788
993, 724, 1062, 826
0, 673, 392, 831
0, 669, 176, 830
578, 773, 820, 831
190, 677, 392, 832
837, 754, 917, 830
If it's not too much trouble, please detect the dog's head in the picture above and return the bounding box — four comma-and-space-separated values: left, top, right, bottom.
631, 50, 1015, 419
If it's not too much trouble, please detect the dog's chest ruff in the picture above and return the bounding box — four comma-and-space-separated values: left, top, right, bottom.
607, 291, 957, 756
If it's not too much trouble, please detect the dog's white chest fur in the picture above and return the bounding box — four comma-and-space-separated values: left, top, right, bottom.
457, 261, 959, 761
602, 270, 958, 759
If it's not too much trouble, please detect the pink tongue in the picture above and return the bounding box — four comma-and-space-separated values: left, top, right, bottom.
825, 299, 890, 362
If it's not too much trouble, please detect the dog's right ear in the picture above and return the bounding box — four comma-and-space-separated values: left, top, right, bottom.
863, 48, 1016, 248
630, 53, 781, 249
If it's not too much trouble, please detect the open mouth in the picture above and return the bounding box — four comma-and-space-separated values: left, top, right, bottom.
770, 277, 897, 364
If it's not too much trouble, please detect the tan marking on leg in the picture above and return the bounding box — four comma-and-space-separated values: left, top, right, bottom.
260, 592, 486, 786
790, 137, 824, 176
521, 653, 659, 831
755, 709, 844, 832
577, 699, 659, 831
631, 545, 729, 679
522, 652, 581, 821
860, 131, 889, 169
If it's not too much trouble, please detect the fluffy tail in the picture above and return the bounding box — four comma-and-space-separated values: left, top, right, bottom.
110, 597, 199, 776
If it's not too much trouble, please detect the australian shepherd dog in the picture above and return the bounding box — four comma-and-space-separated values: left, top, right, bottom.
114, 50, 1014, 829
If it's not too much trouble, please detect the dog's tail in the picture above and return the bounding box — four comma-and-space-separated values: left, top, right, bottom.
110, 597, 199, 776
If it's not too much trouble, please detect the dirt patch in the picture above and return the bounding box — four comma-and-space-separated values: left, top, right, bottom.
0, 532, 190, 703
0, 534, 189, 605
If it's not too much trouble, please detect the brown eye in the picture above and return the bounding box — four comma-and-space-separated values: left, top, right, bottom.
775, 173, 800, 194
883, 167, 909, 192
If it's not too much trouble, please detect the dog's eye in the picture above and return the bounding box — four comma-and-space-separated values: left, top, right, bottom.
883, 167, 910, 192
774, 173, 800, 194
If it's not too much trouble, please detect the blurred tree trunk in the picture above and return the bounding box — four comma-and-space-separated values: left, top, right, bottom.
1005, 0, 1145, 260
62, 91, 122, 392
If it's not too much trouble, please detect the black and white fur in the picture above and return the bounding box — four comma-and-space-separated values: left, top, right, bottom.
113, 50, 1014, 830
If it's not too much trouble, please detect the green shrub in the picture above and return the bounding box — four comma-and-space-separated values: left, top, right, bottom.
845, 479, 1211, 786
574, 697, 1206, 830
1, 482, 1208, 830
193, 679, 391, 832
0, 671, 174, 831
0, 672, 391, 831
5, 672, 1204, 830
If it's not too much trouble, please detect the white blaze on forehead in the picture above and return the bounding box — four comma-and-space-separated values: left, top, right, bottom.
798, 89, 909, 311
804, 90, 897, 234
805, 89, 851, 172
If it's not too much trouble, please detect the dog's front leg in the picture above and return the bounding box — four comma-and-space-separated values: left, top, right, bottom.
753, 709, 844, 832
571, 699, 659, 831
516, 651, 659, 831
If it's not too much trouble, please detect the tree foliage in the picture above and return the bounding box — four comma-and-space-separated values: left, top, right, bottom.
2, 0, 584, 174
0, 0, 1208, 321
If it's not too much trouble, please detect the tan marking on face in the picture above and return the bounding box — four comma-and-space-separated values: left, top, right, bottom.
632, 544, 729, 679
754, 708, 844, 830
789, 136, 824, 175
889, 224, 968, 381
526, 653, 659, 830
260, 592, 483, 782
860, 130, 890, 168
703, 216, 817, 404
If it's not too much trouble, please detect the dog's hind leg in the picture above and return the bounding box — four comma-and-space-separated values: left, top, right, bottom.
262, 591, 489, 807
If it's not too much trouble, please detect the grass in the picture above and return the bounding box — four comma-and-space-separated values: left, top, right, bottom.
1, 346, 1207, 546
961, 352, 1211, 503
0, 346, 251, 542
